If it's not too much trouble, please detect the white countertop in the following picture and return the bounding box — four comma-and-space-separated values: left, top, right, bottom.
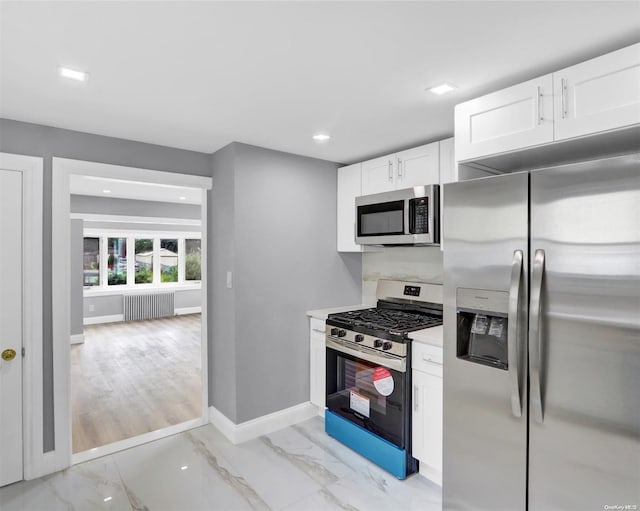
409, 325, 443, 348
306, 304, 370, 320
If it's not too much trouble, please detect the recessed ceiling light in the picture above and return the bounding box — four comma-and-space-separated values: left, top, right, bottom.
312, 133, 331, 142
428, 83, 457, 96
180, 465, 188, 470
103, 497, 112, 502
179, 196, 187, 201
59, 67, 89, 82
102, 189, 111, 194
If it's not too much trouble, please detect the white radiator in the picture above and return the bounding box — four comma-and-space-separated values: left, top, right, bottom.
123, 292, 175, 321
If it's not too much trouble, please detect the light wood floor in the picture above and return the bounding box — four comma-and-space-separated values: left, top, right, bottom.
71, 314, 202, 454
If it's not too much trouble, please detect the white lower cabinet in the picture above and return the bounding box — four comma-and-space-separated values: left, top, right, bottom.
309, 318, 326, 414
412, 342, 443, 485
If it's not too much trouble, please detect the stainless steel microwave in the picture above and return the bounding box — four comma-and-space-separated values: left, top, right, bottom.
355, 185, 439, 246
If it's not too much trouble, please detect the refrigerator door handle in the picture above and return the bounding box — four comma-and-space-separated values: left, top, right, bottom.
508, 249, 524, 418
530, 249, 545, 424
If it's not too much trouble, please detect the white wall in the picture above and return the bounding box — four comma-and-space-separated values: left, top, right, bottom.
362, 246, 443, 304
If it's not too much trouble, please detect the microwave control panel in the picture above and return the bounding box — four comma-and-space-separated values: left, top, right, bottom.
410, 197, 429, 234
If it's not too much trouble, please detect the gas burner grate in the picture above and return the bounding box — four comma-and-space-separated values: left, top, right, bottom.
330, 307, 442, 333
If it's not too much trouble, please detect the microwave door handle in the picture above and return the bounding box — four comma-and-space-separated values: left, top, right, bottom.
405, 199, 411, 235
529, 249, 545, 424
508, 250, 523, 418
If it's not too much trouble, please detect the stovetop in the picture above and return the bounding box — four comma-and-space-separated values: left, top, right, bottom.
326, 300, 443, 349
329, 307, 442, 333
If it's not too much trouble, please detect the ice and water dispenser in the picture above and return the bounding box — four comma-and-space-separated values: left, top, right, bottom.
456, 288, 509, 370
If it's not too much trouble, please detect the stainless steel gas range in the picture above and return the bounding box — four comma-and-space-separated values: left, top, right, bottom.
324, 280, 443, 479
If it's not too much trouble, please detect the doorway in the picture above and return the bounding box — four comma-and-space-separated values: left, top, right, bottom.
51, 158, 211, 468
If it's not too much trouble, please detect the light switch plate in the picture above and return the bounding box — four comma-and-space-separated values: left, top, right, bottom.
226, 271, 232, 289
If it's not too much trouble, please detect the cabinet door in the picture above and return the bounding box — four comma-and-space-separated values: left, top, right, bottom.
396, 142, 440, 189
412, 368, 443, 484
554, 43, 640, 141
361, 154, 395, 195
455, 74, 554, 162
438, 138, 455, 252
337, 164, 362, 252
309, 320, 326, 410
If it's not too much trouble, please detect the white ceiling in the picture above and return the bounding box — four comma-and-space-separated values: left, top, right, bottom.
1, 1, 639, 164
70, 175, 202, 204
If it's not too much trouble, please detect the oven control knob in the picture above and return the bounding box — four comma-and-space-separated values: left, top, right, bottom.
374, 339, 383, 348
338, 329, 347, 337
354, 334, 364, 343
330, 328, 339, 336
383, 342, 393, 351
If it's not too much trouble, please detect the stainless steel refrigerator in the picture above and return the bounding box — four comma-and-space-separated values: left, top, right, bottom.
442, 154, 640, 510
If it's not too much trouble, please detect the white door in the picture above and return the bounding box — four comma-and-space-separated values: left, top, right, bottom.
361, 154, 395, 195
554, 43, 640, 141
396, 142, 440, 188
454, 74, 554, 162
0, 168, 23, 486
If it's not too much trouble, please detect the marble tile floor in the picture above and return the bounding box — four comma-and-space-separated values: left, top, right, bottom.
0, 416, 441, 511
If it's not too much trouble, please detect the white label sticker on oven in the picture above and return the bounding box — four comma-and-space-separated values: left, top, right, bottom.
350, 391, 370, 418
373, 367, 394, 396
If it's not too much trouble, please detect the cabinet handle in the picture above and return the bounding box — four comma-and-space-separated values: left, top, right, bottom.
397, 156, 402, 180
561, 78, 568, 119
413, 385, 419, 411
536, 86, 543, 125
388, 160, 393, 181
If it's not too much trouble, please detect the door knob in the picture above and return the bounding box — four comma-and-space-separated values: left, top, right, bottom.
1, 349, 17, 361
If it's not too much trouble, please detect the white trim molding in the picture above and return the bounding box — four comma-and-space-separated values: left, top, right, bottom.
52, 157, 212, 474
72, 417, 206, 465
209, 402, 318, 445
176, 306, 202, 316
70, 334, 85, 345
83, 314, 125, 326
0, 153, 44, 481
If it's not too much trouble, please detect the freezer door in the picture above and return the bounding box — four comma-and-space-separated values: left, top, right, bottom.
443, 172, 529, 511
529, 154, 640, 510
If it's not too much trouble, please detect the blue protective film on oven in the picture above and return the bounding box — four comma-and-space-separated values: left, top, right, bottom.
325, 410, 408, 479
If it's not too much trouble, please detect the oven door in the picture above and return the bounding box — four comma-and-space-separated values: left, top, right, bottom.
325, 337, 409, 448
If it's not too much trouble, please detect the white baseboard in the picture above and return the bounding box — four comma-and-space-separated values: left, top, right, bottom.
83, 314, 124, 325
209, 402, 318, 444
418, 463, 442, 487
83, 310, 200, 325
175, 306, 202, 315
70, 334, 85, 344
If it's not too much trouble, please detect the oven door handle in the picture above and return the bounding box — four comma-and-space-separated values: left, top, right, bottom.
326, 337, 406, 373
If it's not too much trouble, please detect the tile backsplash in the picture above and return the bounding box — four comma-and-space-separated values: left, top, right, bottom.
362, 246, 444, 304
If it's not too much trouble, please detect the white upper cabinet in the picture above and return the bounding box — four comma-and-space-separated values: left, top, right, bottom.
361, 142, 440, 195
396, 142, 440, 188
455, 43, 640, 162
337, 163, 363, 252
361, 155, 394, 195
553, 43, 640, 141
455, 75, 554, 162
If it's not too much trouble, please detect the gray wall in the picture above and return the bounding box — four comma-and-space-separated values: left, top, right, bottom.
0, 118, 211, 452
70, 195, 201, 220
70, 220, 84, 337
84, 289, 202, 318
209, 144, 237, 421
211, 142, 362, 423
